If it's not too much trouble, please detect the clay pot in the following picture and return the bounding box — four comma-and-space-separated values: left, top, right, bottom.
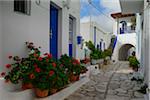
22, 83, 33, 90
103, 60, 108, 65
50, 88, 58, 94
76, 75, 79, 81
35, 88, 49, 98
132, 67, 138, 72
70, 74, 79, 82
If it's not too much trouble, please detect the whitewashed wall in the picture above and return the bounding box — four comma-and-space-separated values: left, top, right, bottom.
0, 2, 3, 71
0, 0, 80, 72
80, 22, 111, 50
112, 33, 136, 61
0, 1, 49, 72
143, 2, 150, 99
80, 23, 91, 42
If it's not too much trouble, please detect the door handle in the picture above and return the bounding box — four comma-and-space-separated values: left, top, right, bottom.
50, 29, 53, 39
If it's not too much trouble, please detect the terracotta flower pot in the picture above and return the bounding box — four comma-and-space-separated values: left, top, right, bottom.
70, 74, 79, 82
76, 75, 80, 81
104, 60, 107, 65
132, 67, 138, 72
35, 88, 49, 98
50, 88, 58, 94
22, 83, 33, 90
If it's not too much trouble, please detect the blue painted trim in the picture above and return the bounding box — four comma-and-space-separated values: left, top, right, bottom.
100, 41, 102, 50
113, 37, 117, 50
50, 5, 58, 59
94, 27, 96, 46
69, 44, 73, 57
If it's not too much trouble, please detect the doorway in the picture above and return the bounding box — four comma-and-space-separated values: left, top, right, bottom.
50, 4, 58, 59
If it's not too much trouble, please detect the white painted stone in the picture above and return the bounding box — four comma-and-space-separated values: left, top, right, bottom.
115, 88, 127, 94
134, 91, 144, 98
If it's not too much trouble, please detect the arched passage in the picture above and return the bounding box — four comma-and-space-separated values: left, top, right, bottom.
119, 44, 135, 61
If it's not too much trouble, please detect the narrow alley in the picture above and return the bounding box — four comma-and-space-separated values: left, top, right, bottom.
0, 0, 150, 100
65, 62, 144, 100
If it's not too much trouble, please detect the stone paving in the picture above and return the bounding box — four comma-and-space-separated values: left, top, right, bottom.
64, 61, 145, 100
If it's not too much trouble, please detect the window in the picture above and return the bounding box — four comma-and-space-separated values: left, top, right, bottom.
14, 0, 31, 15
94, 26, 96, 45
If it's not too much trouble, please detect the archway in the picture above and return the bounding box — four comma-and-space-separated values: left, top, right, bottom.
119, 44, 135, 61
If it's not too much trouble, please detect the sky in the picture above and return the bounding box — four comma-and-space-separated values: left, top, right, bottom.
80, 0, 121, 33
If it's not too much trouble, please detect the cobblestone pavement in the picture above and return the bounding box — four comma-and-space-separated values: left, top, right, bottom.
64, 61, 145, 100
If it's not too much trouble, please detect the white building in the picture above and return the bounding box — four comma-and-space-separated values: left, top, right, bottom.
0, 0, 81, 72
80, 22, 111, 52
111, 13, 136, 61
119, 0, 150, 99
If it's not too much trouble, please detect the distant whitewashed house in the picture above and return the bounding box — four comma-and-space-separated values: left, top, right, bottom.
0, 0, 81, 72
80, 21, 111, 55
111, 13, 136, 61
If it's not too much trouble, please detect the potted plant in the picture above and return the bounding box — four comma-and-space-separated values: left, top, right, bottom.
101, 48, 112, 65
3, 55, 35, 90
90, 49, 102, 65
85, 41, 103, 65
128, 56, 140, 71
21, 42, 41, 90
59, 54, 87, 82
32, 52, 69, 97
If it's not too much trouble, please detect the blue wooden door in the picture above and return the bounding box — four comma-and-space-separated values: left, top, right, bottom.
50, 5, 58, 59
69, 17, 73, 57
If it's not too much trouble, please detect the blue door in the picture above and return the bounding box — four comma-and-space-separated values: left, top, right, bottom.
50, 5, 58, 59
69, 17, 73, 57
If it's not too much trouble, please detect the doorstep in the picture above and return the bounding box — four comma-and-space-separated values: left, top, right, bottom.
34, 77, 90, 100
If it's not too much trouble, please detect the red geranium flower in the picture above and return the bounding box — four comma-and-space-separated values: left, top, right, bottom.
46, 59, 49, 62
8, 56, 12, 59
47, 54, 52, 59
49, 70, 54, 76
60, 64, 63, 67
73, 59, 80, 65
29, 73, 35, 79
52, 62, 56, 67
33, 64, 38, 68
1, 72, 6, 77
73, 62, 76, 66
38, 57, 42, 61
5, 64, 11, 69
34, 53, 38, 57
35, 67, 41, 73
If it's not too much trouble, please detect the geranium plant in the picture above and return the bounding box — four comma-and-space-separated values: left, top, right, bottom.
59, 54, 87, 82
0, 42, 42, 89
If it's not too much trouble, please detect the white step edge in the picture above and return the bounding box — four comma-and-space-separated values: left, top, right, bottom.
35, 77, 90, 100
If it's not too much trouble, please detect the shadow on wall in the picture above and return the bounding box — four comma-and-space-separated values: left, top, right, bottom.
119, 44, 135, 61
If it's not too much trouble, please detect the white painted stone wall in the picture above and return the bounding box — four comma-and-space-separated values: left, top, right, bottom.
0, 1, 49, 72
113, 16, 136, 35
143, 1, 150, 99
80, 22, 111, 50
0, 2, 3, 71
112, 16, 137, 61
0, 0, 81, 72
112, 33, 136, 61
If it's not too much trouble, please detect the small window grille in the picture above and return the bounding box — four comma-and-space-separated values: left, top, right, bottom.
14, 0, 31, 15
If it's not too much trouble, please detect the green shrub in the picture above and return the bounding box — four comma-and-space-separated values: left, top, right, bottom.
128, 56, 140, 68
85, 41, 96, 51
90, 49, 102, 60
